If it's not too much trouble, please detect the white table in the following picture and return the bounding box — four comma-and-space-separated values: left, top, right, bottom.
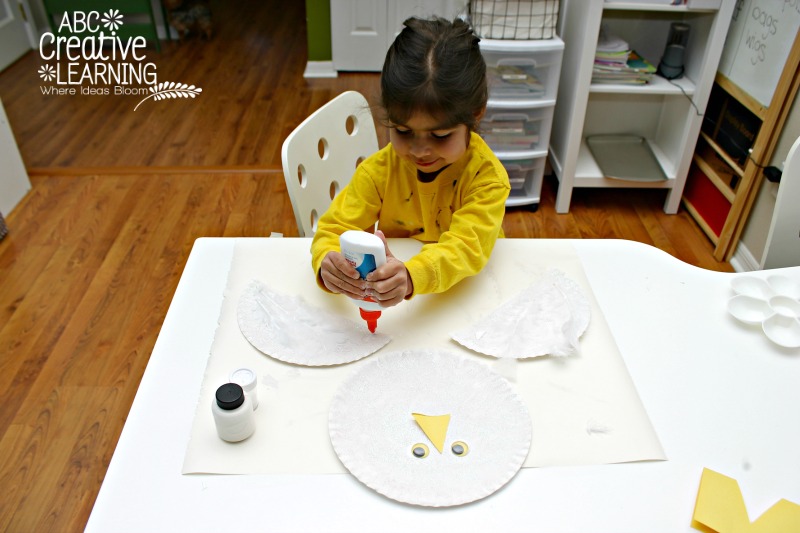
86, 238, 800, 533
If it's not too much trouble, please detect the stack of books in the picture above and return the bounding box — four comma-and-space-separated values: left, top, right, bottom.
592, 26, 656, 85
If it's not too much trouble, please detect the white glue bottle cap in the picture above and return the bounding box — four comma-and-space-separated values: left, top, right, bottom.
230, 367, 258, 409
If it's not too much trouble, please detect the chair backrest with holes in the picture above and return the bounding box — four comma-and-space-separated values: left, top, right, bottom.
281, 91, 379, 237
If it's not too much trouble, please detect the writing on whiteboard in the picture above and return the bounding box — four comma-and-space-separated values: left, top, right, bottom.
719, 0, 800, 106
743, 4, 777, 63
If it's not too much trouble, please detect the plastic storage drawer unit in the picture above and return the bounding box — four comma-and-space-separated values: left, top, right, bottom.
479, 37, 563, 210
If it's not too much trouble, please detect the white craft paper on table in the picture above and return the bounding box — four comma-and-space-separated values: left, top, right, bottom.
182, 238, 665, 475
328, 349, 532, 507
451, 268, 591, 358
237, 279, 390, 366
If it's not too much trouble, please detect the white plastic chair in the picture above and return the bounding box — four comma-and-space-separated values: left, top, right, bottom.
761, 135, 800, 268
281, 91, 379, 237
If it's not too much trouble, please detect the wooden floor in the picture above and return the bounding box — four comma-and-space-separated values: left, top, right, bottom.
0, 0, 731, 530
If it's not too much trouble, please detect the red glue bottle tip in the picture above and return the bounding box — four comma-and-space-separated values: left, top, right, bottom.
359, 308, 382, 334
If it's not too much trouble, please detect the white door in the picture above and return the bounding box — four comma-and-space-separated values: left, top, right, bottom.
0, 0, 32, 71
331, 0, 389, 72
761, 135, 800, 269
331, 0, 468, 72
0, 96, 31, 215
387, 0, 467, 42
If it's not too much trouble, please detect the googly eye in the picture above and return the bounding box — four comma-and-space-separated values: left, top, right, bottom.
451, 441, 469, 457
411, 443, 429, 458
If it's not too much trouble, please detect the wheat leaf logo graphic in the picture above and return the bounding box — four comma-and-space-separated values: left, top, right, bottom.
134, 81, 202, 111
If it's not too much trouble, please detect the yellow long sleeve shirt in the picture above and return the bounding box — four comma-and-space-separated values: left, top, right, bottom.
311, 132, 510, 295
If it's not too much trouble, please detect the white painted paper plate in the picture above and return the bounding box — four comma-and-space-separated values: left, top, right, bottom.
328, 350, 532, 507
451, 269, 591, 358
237, 279, 390, 366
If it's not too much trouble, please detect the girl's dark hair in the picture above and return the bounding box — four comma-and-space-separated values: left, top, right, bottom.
380, 17, 487, 131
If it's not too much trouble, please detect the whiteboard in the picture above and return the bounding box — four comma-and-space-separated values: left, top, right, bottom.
718, 0, 800, 107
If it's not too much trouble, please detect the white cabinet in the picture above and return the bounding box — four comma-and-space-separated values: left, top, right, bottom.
549, 0, 734, 213
479, 37, 564, 209
331, 0, 468, 72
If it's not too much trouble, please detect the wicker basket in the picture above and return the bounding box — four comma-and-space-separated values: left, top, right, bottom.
469, 0, 559, 40
0, 212, 7, 241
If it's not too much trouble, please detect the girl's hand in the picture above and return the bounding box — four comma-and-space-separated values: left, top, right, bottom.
319, 251, 366, 300
364, 230, 413, 307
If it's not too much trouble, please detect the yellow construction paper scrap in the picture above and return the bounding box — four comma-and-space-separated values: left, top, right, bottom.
692, 468, 800, 532
412, 413, 450, 453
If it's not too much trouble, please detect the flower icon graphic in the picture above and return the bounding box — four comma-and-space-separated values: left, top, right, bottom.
38, 65, 56, 82
101, 9, 123, 33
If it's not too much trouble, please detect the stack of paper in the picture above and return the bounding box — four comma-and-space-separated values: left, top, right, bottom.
592, 26, 656, 85
593, 51, 656, 85
487, 64, 545, 98
480, 120, 541, 150
595, 25, 630, 66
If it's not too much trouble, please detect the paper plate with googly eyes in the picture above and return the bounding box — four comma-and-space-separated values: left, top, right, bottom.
328, 349, 532, 507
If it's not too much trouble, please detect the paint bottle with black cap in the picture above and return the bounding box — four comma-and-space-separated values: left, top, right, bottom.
212, 382, 255, 442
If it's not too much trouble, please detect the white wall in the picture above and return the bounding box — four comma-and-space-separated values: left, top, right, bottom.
27, 0, 48, 34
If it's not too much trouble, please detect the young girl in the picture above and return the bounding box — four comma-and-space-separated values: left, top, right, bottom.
311, 16, 509, 308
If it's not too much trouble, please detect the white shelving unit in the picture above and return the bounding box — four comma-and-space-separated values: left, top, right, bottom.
479, 37, 564, 210
549, 0, 734, 214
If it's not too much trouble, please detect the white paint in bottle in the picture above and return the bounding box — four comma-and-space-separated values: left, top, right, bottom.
212, 382, 255, 442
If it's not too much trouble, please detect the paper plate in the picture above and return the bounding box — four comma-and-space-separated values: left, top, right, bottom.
451, 269, 591, 358
328, 350, 532, 507
237, 279, 390, 366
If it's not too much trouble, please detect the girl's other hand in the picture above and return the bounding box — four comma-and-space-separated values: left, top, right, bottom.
320, 251, 365, 299
365, 230, 413, 307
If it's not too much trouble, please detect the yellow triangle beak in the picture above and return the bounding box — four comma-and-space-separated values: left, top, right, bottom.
412, 413, 450, 453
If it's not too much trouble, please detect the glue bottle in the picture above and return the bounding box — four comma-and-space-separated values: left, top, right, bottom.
339, 230, 387, 333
